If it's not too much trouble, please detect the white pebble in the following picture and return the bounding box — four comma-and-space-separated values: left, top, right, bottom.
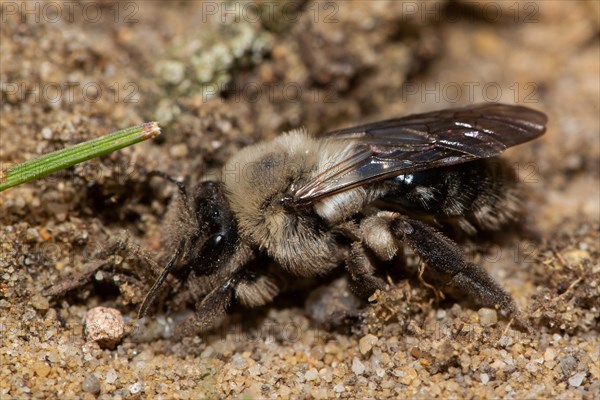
480, 373, 490, 384
84, 307, 124, 348
201, 346, 215, 359
478, 308, 498, 326
305, 368, 318, 381
359, 334, 378, 355
552, 333, 562, 342
129, 381, 142, 394
544, 347, 557, 361
525, 361, 539, 373
82, 374, 101, 394
568, 372, 585, 387
231, 353, 247, 369
41, 127, 53, 139
106, 368, 118, 384
352, 357, 365, 375
216, 119, 232, 133
248, 364, 261, 377
498, 335, 514, 347
333, 384, 345, 393
319, 368, 333, 382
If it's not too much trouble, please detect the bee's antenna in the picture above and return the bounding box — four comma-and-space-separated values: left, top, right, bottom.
148, 170, 188, 204
137, 240, 186, 319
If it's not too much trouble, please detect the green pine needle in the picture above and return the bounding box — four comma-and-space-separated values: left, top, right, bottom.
0, 122, 161, 192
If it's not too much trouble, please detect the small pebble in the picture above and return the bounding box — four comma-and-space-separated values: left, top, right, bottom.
562, 249, 590, 265
106, 368, 118, 384
359, 334, 378, 355
410, 347, 422, 359
480, 373, 490, 384
231, 353, 248, 369
352, 357, 365, 375
333, 384, 345, 393
313, 387, 328, 400
400, 368, 418, 385
169, 143, 189, 158
41, 127, 53, 139
129, 381, 143, 394
248, 364, 261, 377
319, 368, 333, 383
478, 308, 498, 326
201, 346, 215, 359
559, 355, 578, 376
498, 335, 514, 347
305, 368, 318, 381
568, 372, 586, 387
278, 385, 291, 398
544, 347, 557, 361
25, 227, 40, 242
525, 361, 539, 373
33, 361, 51, 378
30, 294, 49, 311
84, 307, 125, 348
216, 119, 232, 133
82, 374, 101, 394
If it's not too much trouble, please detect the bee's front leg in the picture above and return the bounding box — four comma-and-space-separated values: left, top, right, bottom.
174, 271, 241, 338
174, 267, 282, 338
43, 231, 158, 299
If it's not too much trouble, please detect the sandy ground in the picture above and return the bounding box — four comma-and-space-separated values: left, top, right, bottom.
1, 1, 598, 399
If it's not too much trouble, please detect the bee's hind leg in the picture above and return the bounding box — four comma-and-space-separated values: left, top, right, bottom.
389, 216, 523, 324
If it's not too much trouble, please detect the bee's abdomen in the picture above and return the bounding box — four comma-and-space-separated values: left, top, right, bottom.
381, 158, 521, 234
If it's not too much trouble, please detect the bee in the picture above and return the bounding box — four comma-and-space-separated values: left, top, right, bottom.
139, 103, 547, 336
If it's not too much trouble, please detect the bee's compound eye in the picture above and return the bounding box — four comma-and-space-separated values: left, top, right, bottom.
201, 181, 218, 189
210, 234, 224, 247
194, 233, 229, 274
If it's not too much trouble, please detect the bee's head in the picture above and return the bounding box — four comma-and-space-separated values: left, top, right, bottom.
185, 180, 238, 275
138, 175, 238, 319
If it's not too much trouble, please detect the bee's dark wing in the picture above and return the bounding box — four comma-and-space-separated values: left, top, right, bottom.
293, 103, 547, 203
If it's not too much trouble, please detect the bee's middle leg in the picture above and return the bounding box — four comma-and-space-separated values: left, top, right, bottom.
343, 212, 401, 298
344, 241, 388, 298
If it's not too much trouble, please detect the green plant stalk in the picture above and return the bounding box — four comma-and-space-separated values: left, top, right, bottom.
0, 122, 161, 192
